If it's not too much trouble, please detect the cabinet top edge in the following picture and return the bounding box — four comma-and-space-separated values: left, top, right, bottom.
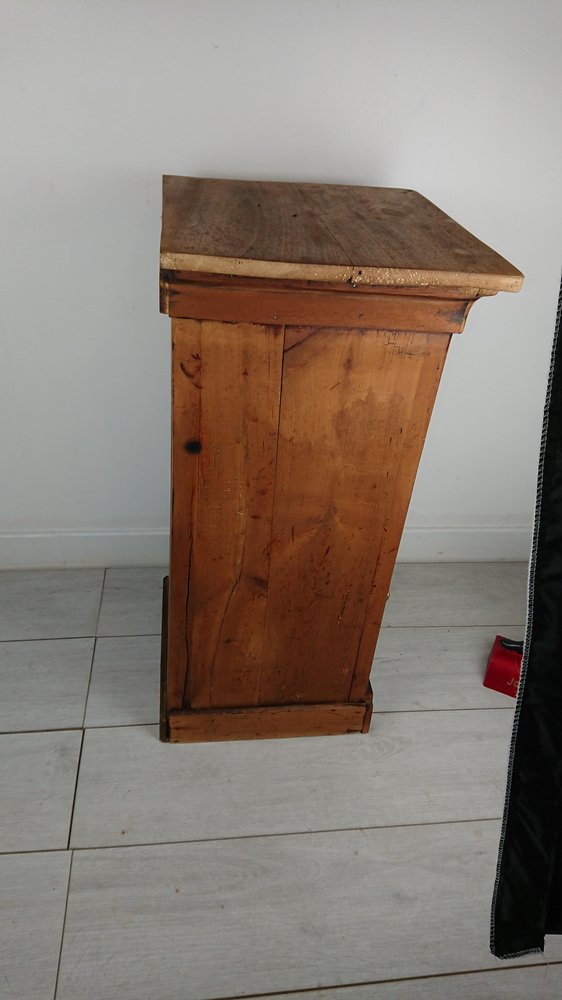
160, 176, 523, 295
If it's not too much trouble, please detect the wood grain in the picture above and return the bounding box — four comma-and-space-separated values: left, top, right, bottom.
160, 178, 523, 742
349, 333, 450, 700
164, 269, 494, 299
160, 176, 523, 292
168, 693, 371, 742
166, 320, 201, 709
162, 278, 470, 332
256, 327, 449, 706
181, 319, 283, 710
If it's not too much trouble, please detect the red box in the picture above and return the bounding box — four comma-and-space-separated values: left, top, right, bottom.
483, 635, 523, 698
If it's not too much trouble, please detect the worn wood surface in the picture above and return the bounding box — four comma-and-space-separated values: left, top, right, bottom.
166, 321, 201, 709
160, 177, 523, 742
350, 333, 450, 700
160, 176, 523, 292
162, 278, 470, 332
168, 695, 371, 742
258, 328, 449, 706
163, 269, 495, 299
165, 319, 450, 727
169, 318, 284, 711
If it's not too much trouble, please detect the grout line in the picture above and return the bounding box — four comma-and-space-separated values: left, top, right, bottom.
44, 816, 508, 856
95, 568, 107, 632
0, 726, 85, 735
0, 626, 528, 644
382, 623, 526, 630
95, 632, 161, 639
0, 703, 515, 736
374, 706, 514, 714
81, 573, 105, 728
0, 722, 157, 736
0, 632, 160, 644
52, 849, 74, 1000
66, 729, 85, 851
0, 816, 505, 858
198, 961, 562, 1000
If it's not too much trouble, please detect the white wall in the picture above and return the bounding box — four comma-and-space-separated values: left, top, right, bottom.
1, 0, 560, 567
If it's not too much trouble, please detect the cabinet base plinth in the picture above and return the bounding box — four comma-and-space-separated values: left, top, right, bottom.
166, 693, 372, 743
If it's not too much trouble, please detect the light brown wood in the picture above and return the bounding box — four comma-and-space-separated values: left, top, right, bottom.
166, 321, 201, 710
257, 328, 450, 705
163, 270, 495, 300
349, 339, 451, 700
161, 176, 523, 293
162, 278, 471, 333
171, 318, 284, 710
168, 689, 372, 742
159, 176, 523, 742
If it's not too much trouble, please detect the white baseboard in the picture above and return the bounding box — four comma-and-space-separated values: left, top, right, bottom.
0, 531, 170, 569
398, 525, 531, 562
0, 525, 531, 570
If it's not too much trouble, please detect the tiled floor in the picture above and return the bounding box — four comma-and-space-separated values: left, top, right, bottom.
1, 563, 561, 999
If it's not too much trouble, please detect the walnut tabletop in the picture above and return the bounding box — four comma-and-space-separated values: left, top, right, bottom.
160, 175, 523, 294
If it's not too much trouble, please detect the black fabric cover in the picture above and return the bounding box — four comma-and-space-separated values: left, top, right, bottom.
491, 278, 562, 958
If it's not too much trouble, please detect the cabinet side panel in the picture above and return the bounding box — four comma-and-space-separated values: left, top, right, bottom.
167, 319, 202, 710
187, 320, 284, 709
349, 333, 451, 700
258, 326, 449, 705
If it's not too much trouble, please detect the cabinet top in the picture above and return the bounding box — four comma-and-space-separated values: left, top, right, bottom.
160, 176, 523, 293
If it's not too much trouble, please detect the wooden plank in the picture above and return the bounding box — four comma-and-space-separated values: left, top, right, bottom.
300, 181, 524, 290
163, 279, 470, 333
166, 319, 201, 710
186, 320, 283, 710
168, 696, 370, 743
160, 176, 523, 292
350, 334, 450, 700
163, 269, 493, 299
256, 327, 448, 706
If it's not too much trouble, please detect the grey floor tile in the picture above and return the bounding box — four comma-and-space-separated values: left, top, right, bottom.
241, 965, 562, 1000
0, 568, 104, 641
85, 635, 160, 727
0, 851, 71, 1000
372, 625, 522, 711
71, 710, 513, 848
384, 562, 528, 627
0, 638, 94, 732
57, 823, 541, 1000
0, 730, 82, 852
97, 567, 165, 637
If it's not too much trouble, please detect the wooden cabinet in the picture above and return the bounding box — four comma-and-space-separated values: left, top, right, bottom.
159, 176, 522, 743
